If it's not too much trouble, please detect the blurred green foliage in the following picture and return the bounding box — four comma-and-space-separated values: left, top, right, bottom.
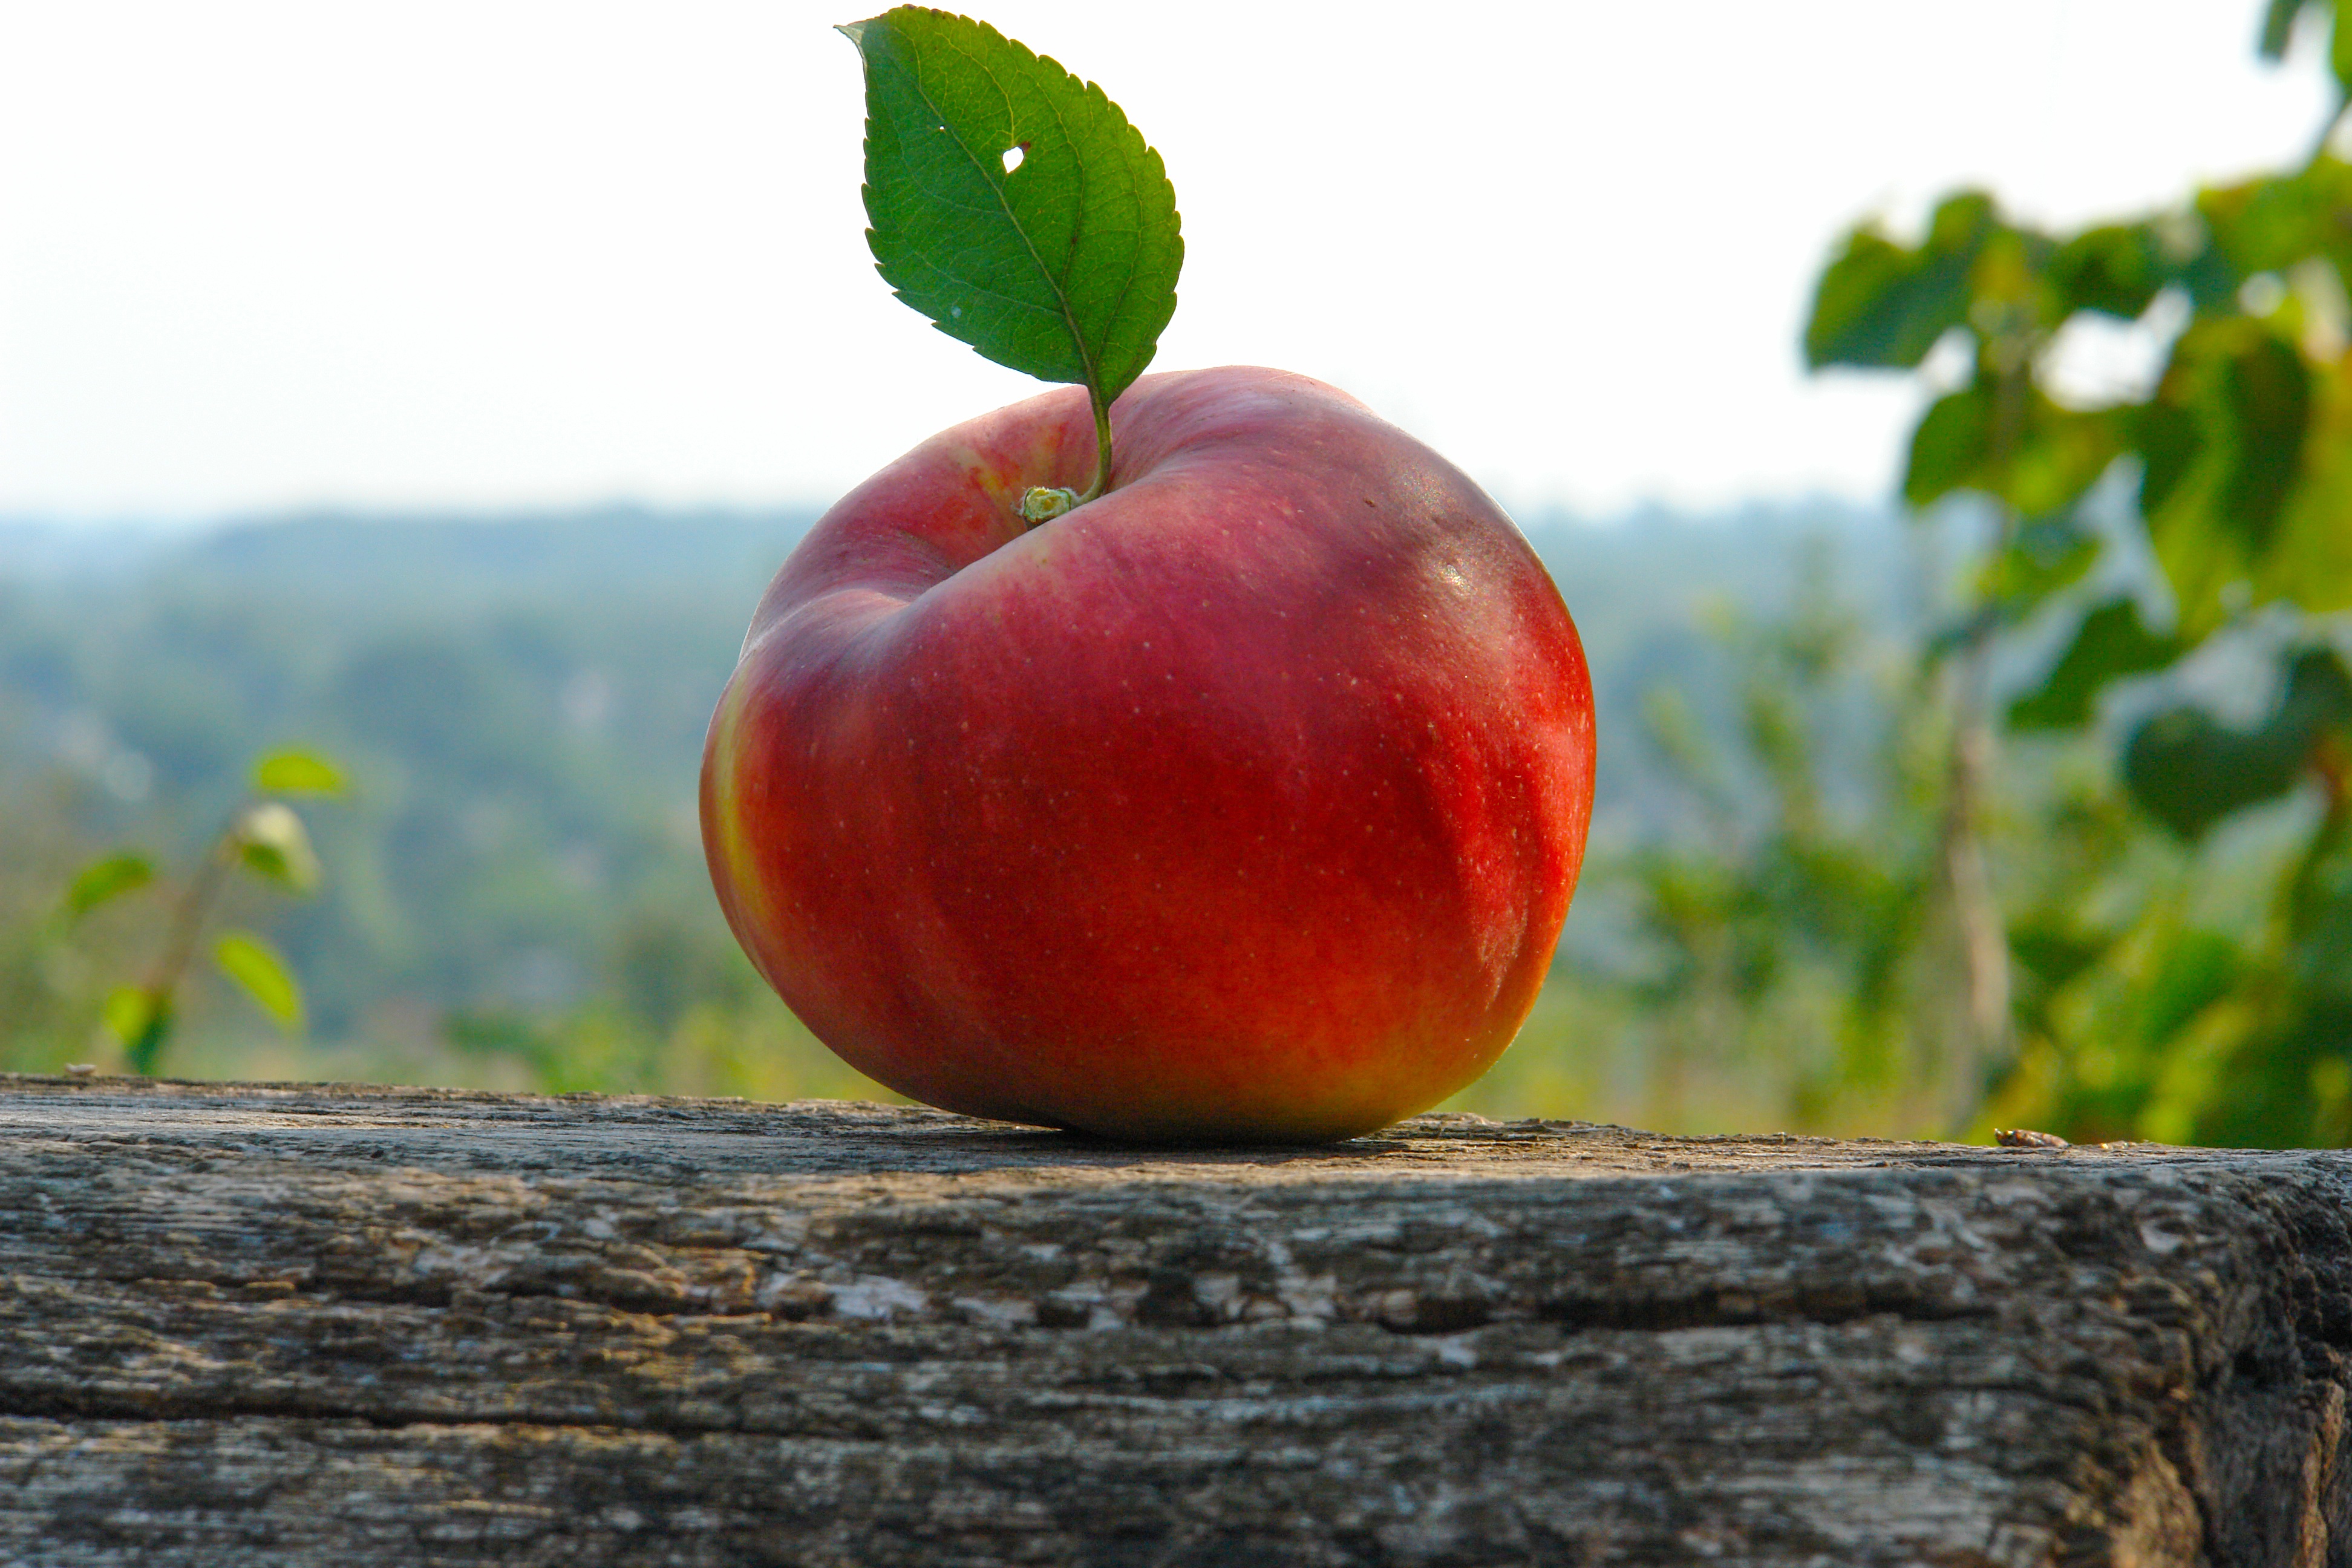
0, 511, 874, 1102
72, 749, 346, 1074
1785, 0, 2352, 1147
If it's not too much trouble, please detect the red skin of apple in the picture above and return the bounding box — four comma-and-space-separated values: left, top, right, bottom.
702, 365, 1593, 1143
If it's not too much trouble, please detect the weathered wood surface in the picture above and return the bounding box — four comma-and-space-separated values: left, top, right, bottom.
1, 1077, 2348, 1567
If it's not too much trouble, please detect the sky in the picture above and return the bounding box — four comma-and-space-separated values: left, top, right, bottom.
0, 1, 2335, 524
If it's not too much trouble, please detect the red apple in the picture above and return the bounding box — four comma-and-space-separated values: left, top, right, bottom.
701, 365, 1594, 1142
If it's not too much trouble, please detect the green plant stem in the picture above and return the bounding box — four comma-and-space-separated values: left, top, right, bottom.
128, 803, 246, 1074
1939, 613, 2012, 1121
1077, 389, 1113, 503
2283, 736, 2350, 944
1933, 354, 2031, 1131
1018, 388, 1116, 526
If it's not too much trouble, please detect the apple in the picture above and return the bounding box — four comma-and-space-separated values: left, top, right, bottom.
702, 365, 1594, 1142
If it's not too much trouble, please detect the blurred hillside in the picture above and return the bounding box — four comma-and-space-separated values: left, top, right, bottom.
0, 500, 1924, 1114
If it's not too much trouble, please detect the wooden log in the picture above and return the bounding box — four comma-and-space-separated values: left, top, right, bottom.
0, 1076, 2346, 1566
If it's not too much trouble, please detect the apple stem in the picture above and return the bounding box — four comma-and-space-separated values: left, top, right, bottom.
1017, 388, 1117, 526
1078, 390, 1112, 503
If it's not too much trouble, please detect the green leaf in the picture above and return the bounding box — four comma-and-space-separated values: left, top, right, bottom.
2123, 647, 2352, 838
2008, 598, 2184, 731
2218, 332, 2313, 550
104, 986, 157, 1047
2048, 223, 2167, 320
234, 802, 321, 894
2241, 353, 2352, 617
2135, 928, 2245, 1047
2262, 0, 2307, 59
103, 986, 171, 1075
1902, 385, 1990, 506
842, 7, 1182, 410
2135, 399, 2203, 518
64, 852, 154, 920
2138, 317, 2327, 633
2125, 707, 2303, 840
2013, 412, 2125, 518
253, 749, 346, 796
1803, 192, 1995, 370
1901, 376, 2122, 517
214, 929, 303, 1031
2288, 828, 2352, 1004
2008, 918, 2108, 993
1978, 513, 2102, 611
2194, 163, 2352, 294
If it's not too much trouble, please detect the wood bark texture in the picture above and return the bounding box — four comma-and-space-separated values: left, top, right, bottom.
0, 1076, 2348, 1567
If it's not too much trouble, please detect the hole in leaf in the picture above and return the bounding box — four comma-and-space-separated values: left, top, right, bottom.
1002, 144, 1025, 174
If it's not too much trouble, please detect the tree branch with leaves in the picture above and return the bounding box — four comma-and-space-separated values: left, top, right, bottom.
1804, 0, 2352, 1145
